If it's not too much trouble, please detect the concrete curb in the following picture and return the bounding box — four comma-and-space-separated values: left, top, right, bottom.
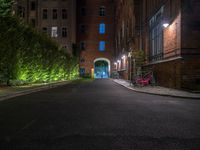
0, 81, 73, 102
112, 80, 200, 99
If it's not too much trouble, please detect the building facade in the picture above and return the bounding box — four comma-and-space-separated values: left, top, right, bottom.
13, 0, 199, 90
77, 0, 115, 78
14, 0, 76, 54
114, 0, 200, 91
114, 0, 141, 80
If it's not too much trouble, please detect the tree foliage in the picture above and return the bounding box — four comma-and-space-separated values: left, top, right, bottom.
0, 0, 13, 17
0, 16, 79, 85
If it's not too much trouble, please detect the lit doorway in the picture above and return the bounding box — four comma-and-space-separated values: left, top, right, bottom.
94, 58, 110, 79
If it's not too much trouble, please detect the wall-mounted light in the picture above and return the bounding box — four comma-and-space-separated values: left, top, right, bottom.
128, 52, 132, 58
121, 55, 126, 59
114, 62, 117, 65
163, 23, 169, 28
117, 60, 121, 63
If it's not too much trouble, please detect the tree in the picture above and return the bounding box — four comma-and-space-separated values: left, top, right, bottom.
0, 0, 13, 17
130, 50, 145, 76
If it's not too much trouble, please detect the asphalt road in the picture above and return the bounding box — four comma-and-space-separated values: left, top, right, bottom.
0, 79, 200, 150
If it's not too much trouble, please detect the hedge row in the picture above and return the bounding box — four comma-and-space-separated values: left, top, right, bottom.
0, 16, 79, 85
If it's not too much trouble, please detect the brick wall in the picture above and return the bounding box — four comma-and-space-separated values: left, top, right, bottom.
180, 0, 200, 90
181, 58, 200, 91
77, 0, 115, 76
143, 59, 182, 89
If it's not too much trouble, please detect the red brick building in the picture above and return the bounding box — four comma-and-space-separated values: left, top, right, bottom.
114, 0, 139, 80
114, 0, 200, 91
77, 0, 115, 78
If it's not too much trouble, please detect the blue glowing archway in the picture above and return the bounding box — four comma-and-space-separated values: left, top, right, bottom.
94, 58, 110, 79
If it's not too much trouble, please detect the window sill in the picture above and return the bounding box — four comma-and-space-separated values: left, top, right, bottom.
146, 56, 182, 66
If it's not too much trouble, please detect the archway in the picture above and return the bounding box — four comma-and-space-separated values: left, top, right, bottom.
94, 58, 110, 79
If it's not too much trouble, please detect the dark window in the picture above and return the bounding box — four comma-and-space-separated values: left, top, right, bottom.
42, 27, 47, 33
42, 9, 48, 19
52, 9, 57, 19
80, 25, 86, 33
81, 0, 86, 5
30, 1, 36, 11
80, 68, 85, 76
80, 58, 85, 63
17, 6, 25, 18
30, 19, 36, 27
81, 7, 86, 16
62, 27, 67, 37
62, 45, 67, 49
62, 9, 68, 19
80, 42, 85, 50
99, 6, 105, 16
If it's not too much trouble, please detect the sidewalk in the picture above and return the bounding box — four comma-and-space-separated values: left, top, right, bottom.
113, 79, 200, 99
0, 80, 73, 101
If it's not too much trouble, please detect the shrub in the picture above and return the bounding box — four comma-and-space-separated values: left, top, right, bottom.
0, 16, 79, 85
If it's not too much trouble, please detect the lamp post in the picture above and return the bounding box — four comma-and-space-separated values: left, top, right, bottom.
128, 52, 132, 85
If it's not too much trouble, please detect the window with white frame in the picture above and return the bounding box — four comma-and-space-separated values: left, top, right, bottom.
51, 27, 58, 37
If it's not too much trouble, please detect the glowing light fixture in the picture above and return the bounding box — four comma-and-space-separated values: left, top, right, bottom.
121, 55, 126, 59
163, 23, 169, 28
128, 52, 132, 58
117, 60, 121, 63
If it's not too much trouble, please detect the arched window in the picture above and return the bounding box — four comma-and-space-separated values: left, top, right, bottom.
99, 6, 105, 16
99, 23, 105, 34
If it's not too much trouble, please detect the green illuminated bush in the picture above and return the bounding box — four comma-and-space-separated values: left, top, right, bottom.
0, 16, 79, 85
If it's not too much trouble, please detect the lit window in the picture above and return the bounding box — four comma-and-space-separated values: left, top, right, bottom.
80, 68, 85, 76
99, 41, 105, 51
51, 27, 58, 37
99, 23, 105, 34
